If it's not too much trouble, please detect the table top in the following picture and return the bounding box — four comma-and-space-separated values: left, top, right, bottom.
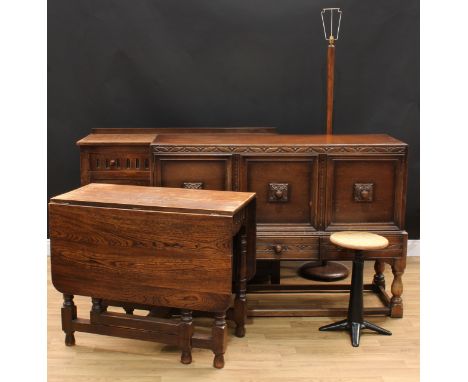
50, 183, 256, 216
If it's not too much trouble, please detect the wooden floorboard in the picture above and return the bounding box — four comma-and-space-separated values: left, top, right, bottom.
48, 257, 419, 382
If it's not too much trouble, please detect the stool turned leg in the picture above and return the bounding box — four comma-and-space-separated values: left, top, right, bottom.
62, 294, 77, 346
347, 250, 365, 347
390, 258, 406, 318
234, 233, 247, 338
347, 253, 364, 325
179, 310, 193, 365
373, 260, 386, 289
212, 311, 227, 369
320, 250, 391, 347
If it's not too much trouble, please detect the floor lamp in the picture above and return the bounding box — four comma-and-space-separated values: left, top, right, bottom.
299, 8, 349, 282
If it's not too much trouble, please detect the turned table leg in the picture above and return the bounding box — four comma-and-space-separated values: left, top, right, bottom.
212, 311, 227, 369
373, 260, 386, 288
234, 233, 247, 338
61, 294, 77, 346
89, 297, 107, 325
390, 258, 406, 318
234, 290, 246, 338
91, 297, 107, 315
179, 310, 193, 365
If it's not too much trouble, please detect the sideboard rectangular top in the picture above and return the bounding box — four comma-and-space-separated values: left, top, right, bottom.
50, 183, 256, 216
76, 127, 277, 146
152, 133, 406, 146
77, 133, 158, 146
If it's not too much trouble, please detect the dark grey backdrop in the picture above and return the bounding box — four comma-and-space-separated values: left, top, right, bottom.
48, 0, 420, 238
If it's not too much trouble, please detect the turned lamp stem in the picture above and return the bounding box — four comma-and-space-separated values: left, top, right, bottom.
326, 35, 336, 135
321, 7, 341, 135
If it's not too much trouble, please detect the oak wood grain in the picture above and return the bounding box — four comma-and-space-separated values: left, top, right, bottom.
49, 203, 234, 311
51, 183, 255, 216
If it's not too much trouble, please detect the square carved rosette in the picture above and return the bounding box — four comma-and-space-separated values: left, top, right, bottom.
353, 183, 374, 202
268, 183, 289, 203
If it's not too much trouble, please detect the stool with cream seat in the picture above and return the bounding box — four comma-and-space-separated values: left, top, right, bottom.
319, 231, 392, 347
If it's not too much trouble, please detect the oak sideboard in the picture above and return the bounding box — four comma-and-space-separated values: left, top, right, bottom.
77, 128, 408, 318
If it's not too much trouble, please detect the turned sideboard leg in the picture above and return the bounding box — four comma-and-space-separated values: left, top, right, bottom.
373, 260, 386, 289
62, 294, 77, 346
212, 311, 227, 369
390, 258, 406, 318
234, 233, 247, 338
179, 310, 193, 365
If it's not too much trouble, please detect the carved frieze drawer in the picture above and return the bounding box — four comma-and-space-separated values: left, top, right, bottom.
320, 233, 407, 260
256, 236, 319, 260
81, 146, 151, 186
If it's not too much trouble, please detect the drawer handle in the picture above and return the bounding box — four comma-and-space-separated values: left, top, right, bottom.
275, 190, 284, 199
273, 244, 283, 254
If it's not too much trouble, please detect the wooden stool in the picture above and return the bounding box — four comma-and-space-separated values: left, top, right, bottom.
319, 232, 392, 347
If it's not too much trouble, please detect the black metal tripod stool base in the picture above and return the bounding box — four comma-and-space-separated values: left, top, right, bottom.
319, 319, 392, 347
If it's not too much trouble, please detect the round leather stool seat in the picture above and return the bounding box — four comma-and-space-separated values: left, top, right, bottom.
330, 231, 389, 251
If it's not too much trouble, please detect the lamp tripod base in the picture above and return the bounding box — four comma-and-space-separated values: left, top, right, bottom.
298, 261, 349, 282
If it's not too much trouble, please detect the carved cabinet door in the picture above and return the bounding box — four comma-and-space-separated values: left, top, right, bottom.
152, 155, 234, 191
324, 155, 407, 231
240, 155, 318, 228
